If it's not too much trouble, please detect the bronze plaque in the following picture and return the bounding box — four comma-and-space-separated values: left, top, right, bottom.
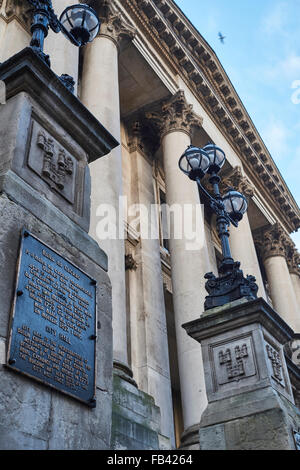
7, 230, 97, 407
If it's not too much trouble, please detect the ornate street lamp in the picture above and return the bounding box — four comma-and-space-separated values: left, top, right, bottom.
179, 143, 258, 310
28, 1, 100, 75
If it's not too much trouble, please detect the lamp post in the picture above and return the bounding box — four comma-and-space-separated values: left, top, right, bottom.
28, 1, 100, 89
179, 143, 258, 310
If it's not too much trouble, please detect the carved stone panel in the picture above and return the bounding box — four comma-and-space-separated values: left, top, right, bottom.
27, 121, 76, 204
212, 336, 257, 389
265, 341, 286, 389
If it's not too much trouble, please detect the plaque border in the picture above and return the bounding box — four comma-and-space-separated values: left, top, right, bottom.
6, 228, 98, 408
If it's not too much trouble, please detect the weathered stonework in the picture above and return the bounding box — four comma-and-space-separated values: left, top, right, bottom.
111, 374, 164, 450
0, 47, 118, 450
254, 223, 292, 262
3, 0, 32, 31
0, 195, 113, 450
220, 166, 255, 199
286, 245, 300, 276
146, 90, 203, 139
88, 0, 136, 47
183, 298, 300, 450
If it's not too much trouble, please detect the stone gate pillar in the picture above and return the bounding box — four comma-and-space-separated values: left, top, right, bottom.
183, 297, 300, 450
0, 47, 118, 450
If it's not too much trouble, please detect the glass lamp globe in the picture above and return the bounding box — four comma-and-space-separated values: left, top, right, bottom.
223, 189, 248, 222
202, 143, 226, 174
60, 4, 100, 47
179, 145, 210, 180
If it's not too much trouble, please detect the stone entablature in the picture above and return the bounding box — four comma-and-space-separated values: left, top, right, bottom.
120, 0, 299, 234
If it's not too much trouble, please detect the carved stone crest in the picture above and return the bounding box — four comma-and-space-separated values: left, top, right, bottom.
27, 121, 76, 204
37, 131, 74, 191
213, 337, 256, 387
266, 344, 284, 385
219, 344, 248, 381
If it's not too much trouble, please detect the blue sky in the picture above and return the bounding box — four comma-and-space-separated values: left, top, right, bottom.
175, 0, 300, 248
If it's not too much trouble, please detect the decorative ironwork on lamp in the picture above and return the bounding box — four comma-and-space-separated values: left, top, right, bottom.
179, 143, 258, 310
28, 1, 100, 91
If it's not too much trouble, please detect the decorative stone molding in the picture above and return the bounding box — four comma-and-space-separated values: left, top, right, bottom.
125, 220, 140, 247
254, 223, 292, 262
127, 119, 159, 156
220, 166, 255, 199
2, 0, 32, 31
125, 253, 138, 271
286, 244, 300, 276
146, 90, 203, 140
121, 0, 300, 233
89, 0, 136, 46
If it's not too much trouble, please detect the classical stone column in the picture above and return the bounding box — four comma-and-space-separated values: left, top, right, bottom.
147, 91, 211, 447
80, 5, 136, 376
221, 167, 267, 300
44, 0, 79, 93
124, 122, 175, 445
257, 223, 300, 332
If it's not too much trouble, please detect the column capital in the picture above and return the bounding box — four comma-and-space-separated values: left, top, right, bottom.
254, 223, 292, 262
220, 166, 255, 198
95, 0, 136, 46
146, 90, 203, 140
286, 243, 300, 276
127, 120, 160, 156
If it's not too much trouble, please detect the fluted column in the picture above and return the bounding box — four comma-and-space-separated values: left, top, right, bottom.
80, 5, 136, 373
258, 223, 299, 331
44, 0, 79, 93
147, 91, 211, 442
221, 167, 267, 300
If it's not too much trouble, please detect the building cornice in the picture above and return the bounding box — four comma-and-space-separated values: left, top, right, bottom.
120, 0, 300, 234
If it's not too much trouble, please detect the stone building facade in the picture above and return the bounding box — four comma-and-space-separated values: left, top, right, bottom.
0, 0, 299, 450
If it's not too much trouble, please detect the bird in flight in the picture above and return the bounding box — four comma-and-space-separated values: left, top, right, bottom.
218, 32, 226, 44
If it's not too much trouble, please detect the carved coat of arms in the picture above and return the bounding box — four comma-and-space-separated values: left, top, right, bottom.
219, 344, 249, 381
37, 131, 74, 192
